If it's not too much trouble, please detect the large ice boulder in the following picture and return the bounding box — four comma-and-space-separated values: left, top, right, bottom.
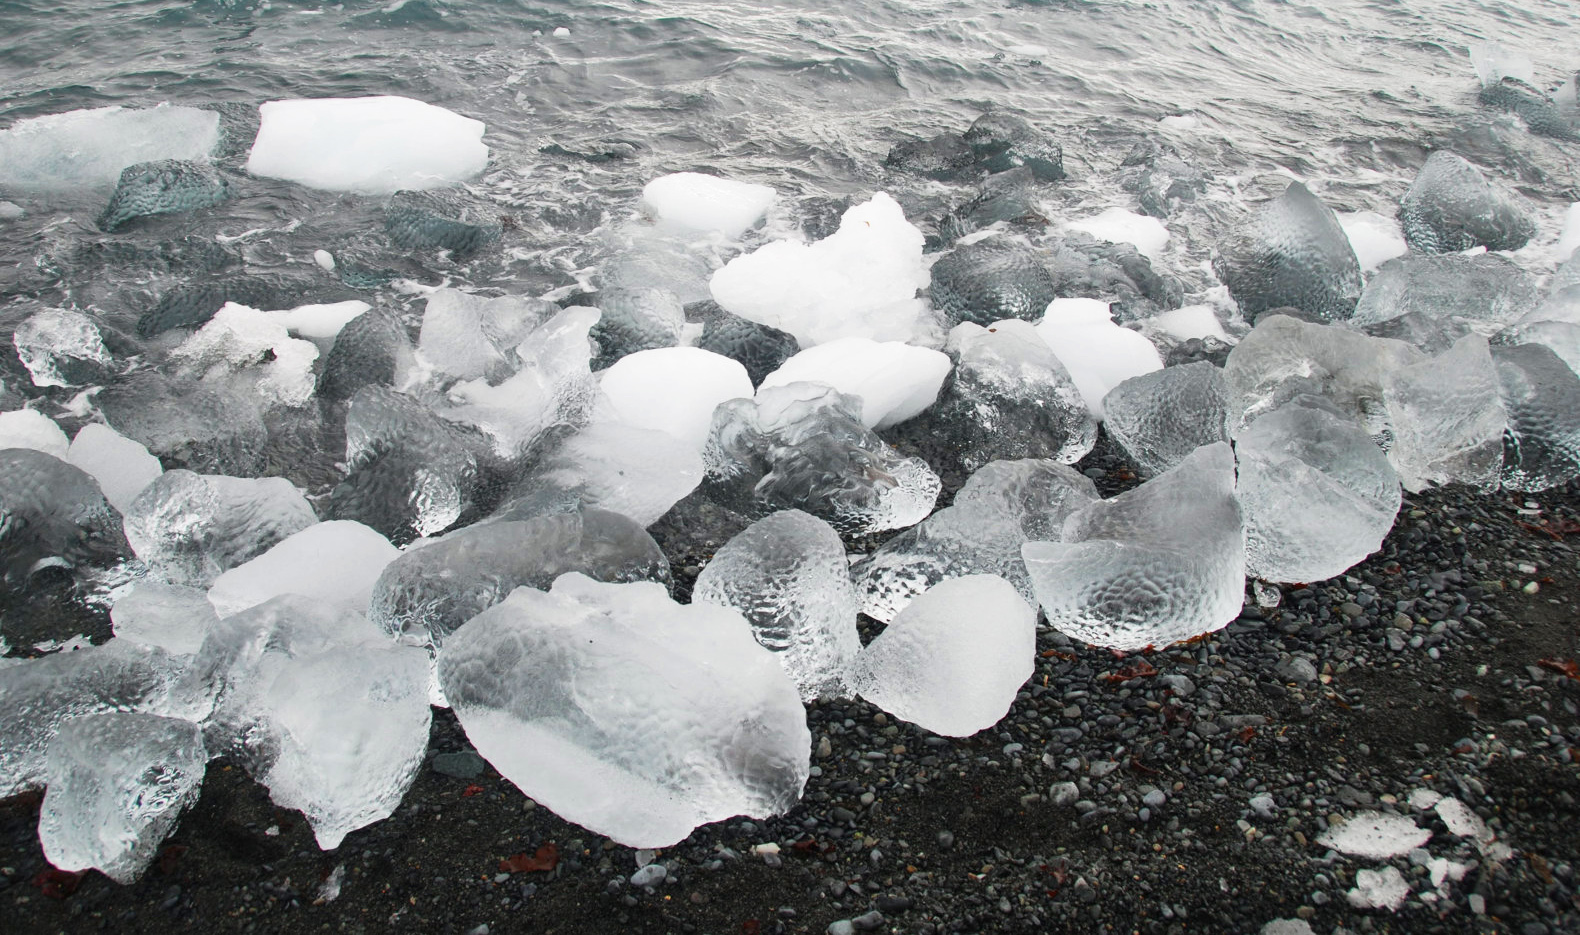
641, 172, 775, 238
97, 159, 234, 232
1383, 334, 1507, 492
1035, 298, 1164, 418
1352, 254, 1539, 353
1212, 181, 1363, 323
928, 239, 1057, 327
758, 338, 951, 429
1101, 361, 1232, 477
1399, 151, 1536, 254
0, 105, 219, 191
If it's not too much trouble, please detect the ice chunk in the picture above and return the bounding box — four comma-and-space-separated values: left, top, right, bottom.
1469, 42, 1534, 88
97, 159, 233, 232
590, 288, 686, 368
1492, 343, 1580, 491
1022, 443, 1243, 650
496, 422, 701, 526
932, 320, 1096, 471
1383, 334, 1506, 491
599, 347, 754, 449
1317, 809, 1431, 858
1346, 866, 1410, 912
758, 338, 951, 430
1146, 304, 1229, 343
1035, 298, 1164, 418
169, 303, 320, 408
66, 424, 163, 515
0, 448, 130, 589
97, 371, 269, 476
692, 510, 860, 701
1399, 151, 1536, 254
316, 306, 419, 403
704, 383, 940, 535
1352, 254, 1539, 352
112, 582, 219, 655
269, 300, 372, 345
1066, 208, 1168, 262
0, 105, 219, 191
12, 308, 113, 388
1236, 399, 1400, 582
851, 459, 1098, 622
1500, 318, 1580, 376
849, 575, 1035, 737
0, 640, 187, 797
709, 193, 930, 346
1558, 202, 1580, 262
437, 574, 811, 848
1212, 181, 1362, 323
641, 173, 776, 238
246, 96, 489, 194
695, 303, 801, 386
417, 288, 553, 382
1337, 210, 1408, 272
962, 112, 1064, 181
1101, 361, 1231, 477
0, 408, 70, 458
206, 520, 399, 617
928, 239, 1057, 328
370, 509, 670, 648
124, 470, 318, 587
38, 713, 206, 883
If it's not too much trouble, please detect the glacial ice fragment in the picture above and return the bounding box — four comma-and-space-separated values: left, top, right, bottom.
641, 173, 776, 238
0, 105, 220, 191
12, 308, 113, 388
1399, 151, 1536, 254
417, 288, 555, 383
1034, 298, 1163, 418
694, 303, 800, 386
1066, 208, 1169, 262
1212, 181, 1362, 323
112, 582, 220, 655
0, 448, 131, 590
1336, 211, 1407, 273
97, 159, 233, 232
1352, 254, 1539, 353
66, 424, 163, 515
928, 239, 1057, 327
169, 303, 320, 408
0, 408, 70, 458
1492, 343, 1580, 492
589, 288, 686, 369
758, 338, 951, 430
599, 347, 754, 450
206, 521, 399, 617
1101, 361, 1231, 477
1382, 334, 1506, 492
498, 423, 704, 527
316, 306, 419, 402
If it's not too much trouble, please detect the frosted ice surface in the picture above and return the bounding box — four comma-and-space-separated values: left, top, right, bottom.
928, 239, 1057, 328
1211, 181, 1362, 323
692, 510, 860, 701
206, 520, 399, 617
1347, 867, 1410, 911
599, 347, 754, 450
1236, 400, 1400, 583
0, 447, 130, 588
1399, 151, 1535, 254
0, 408, 70, 458
0, 105, 219, 191
38, 712, 205, 883
851, 459, 1098, 622
1352, 254, 1539, 353
1337, 210, 1408, 272
1383, 334, 1506, 492
437, 574, 810, 848
1022, 442, 1244, 650
12, 308, 113, 388
170, 303, 320, 408
1317, 810, 1431, 859
370, 509, 670, 648
1035, 298, 1164, 418
112, 582, 219, 655
67, 424, 163, 515
1492, 343, 1580, 491
124, 469, 317, 588
704, 383, 940, 535
933, 320, 1096, 471
758, 338, 951, 429
270, 300, 371, 344
1066, 208, 1169, 262
641, 173, 776, 238
849, 575, 1036, 737
1146, 304, 1230, 343
499, 423, 704, 527
246, 96, 488, 194
709, 193, 930, 347
1558, 202, 1580, 262
418, 288, 554, 382
0, 640, 187, 797
1101, 361, 1231, 477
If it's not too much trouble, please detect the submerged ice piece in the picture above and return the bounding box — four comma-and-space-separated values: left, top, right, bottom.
12, 308, 114, 388
758, 338, 951, 430
590, 287, 686, 369
695, 303, 801, 387
1399, 151, 1536, 254
692, 510, 861, 701
1235, 399, 1401, 583
851, 459, 1098, 622
497, 422, 704, 527
1383, 334, 1507, 491
97, 370, 269, 476
928, 239, 1057, 327
1212, 181, 1363, 324
1101, 361, 1231, 477
438, 574, 811, 848
38, 713, 206, 884
417, 288, 554, 383
370, 509, 670, 648
0, 448, 131, 590
0, 104, 220, 191
963, 112, 1065, 181
849, 575, 1036, 737
317, 306, 419, 402
641, 172, 776, 238
932, 320, 1095, 471
1493, 343, 1580, 492
1351, 254, 1539, 353
1022, 442, 1244, 650
97, 160, 233, 232
705, 383, 940, 535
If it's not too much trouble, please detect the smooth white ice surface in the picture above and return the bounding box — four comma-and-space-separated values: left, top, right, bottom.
0, 409, 69, 458
758, 337, 951, 429
67, 424, 163, 515
641, 172, 776, 238
598, 347, 754, 450
1036, 298, 1164, 418
1338, 210, 1409, 272
206, 521, 399, 617
1316, 810, 1431, 859
1066, 207, 1169, 261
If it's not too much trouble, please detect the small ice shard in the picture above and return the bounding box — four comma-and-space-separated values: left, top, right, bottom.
97, 159, 233, 231
0, 448, 131, 589
709, 193, 930, 346
369, 509, 671, 648
599, 347, 754, 450
1557, 202, 1580, 262
246, 96, 489, 194
1317, 810, 1432, 859
641, 173, 776, 238
1492, 343, 1580, 491
1352, 254, 1539, 353
1383, 334, 1506, 492
1066, 207, 1169, 262
111, 582, 220, 655
66, 424, 163, 515
1035, 298, 1164, 418
269, 300, 372, 345
206, 520, 399, 617
123, 470, 317, 588
695, 303, 800, 386
932, 320, 1096, 471
437, 574, 811, 848
1022, 442, 1243, 650
758, 338, 951, 430
1146, 304, 1230, 343
692, 510, 860, 701
1337, 210, 1408, 273
1235, 399, 1400, 583
498, 423, 704, 527
849, 575, 1035, 737
1399, 151, 1536, 254
316, 307, 420, 402
169, 303, 320, 408
38, 712, 206, 884
704, 383, 940, 535
928, 239, 1058, 327
1101, 361, 1231, 477
417, 288, 554, 382
12, 308, 113, 388
1212, 181, 1363, 323
0, 408, 70, 458
0, 104, 219, 191
851, 459, 1098, 622
1346, 866, 1410, 912
1407, 788, 1443, 810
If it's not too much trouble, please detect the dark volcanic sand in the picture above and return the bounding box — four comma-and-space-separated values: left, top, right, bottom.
2, 443, 1578, 935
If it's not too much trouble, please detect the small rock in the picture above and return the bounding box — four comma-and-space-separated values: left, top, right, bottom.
1143, 789, 1167, 809
1050, 782, 1080, 806
630, 864, 666, 887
